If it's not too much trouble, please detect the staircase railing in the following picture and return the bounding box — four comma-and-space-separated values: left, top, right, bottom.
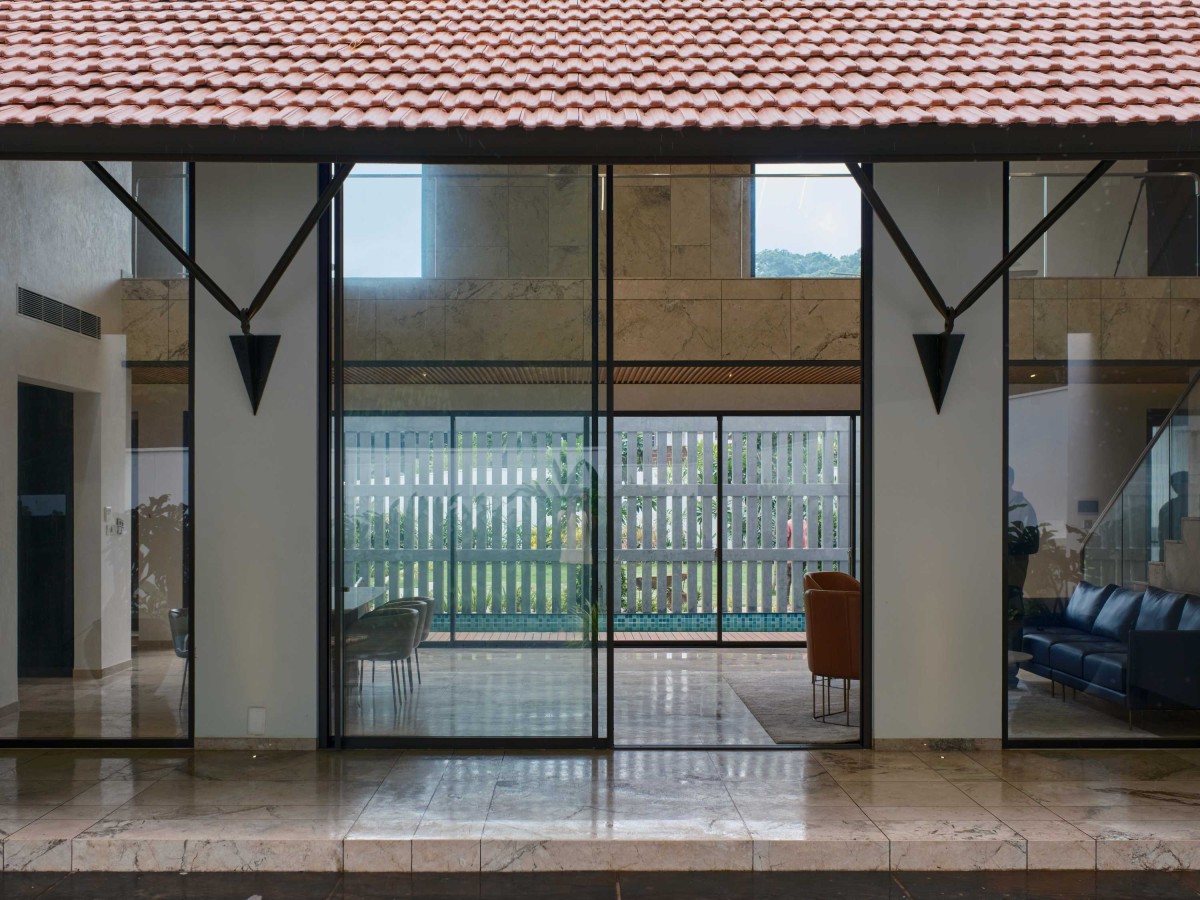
1080, 367, 1200, 588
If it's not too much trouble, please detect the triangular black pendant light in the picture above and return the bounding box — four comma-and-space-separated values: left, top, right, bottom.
913, 332, 964, 414
230, 334, 281, 415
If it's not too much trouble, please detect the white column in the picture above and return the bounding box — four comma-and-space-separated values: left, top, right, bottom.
870, 162, 1005, 745
193, 163, 320, 743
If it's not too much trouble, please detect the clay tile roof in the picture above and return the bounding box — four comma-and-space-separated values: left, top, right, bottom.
0, 0, 1197, 132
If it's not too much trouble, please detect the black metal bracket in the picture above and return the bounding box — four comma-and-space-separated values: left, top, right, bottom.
846, 160, 1115, 411
85, 161, 354, 412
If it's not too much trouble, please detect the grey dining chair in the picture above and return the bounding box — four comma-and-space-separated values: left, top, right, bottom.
168, 607, 190, 711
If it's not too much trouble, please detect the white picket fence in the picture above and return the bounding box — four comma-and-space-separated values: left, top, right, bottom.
342, 414, 854, 621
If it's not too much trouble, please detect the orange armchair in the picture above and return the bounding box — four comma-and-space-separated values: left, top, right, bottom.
803, 571, 861, 725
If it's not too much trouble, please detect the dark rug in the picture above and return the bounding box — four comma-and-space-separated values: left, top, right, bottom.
723, 669, 860, 744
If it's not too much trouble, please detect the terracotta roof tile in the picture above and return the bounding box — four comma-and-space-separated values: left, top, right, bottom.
0, 0, 1197, 131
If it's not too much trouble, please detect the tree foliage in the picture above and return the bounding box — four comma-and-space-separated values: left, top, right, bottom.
754, 247, 861, 278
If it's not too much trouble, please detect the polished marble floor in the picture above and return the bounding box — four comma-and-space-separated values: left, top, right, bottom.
0, 650, 187, 741
345, 647, 859, 745
4, 747, 1200, 874
1009, 671, 1200, 741
4, 870, 1200, 899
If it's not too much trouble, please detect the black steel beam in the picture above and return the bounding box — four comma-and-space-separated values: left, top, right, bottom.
20, 122, 1200, 165
245, 163, 354, 323
846, 161, 951, 321
84, 160, 243, 323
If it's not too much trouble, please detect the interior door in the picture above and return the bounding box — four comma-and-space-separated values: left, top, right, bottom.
18, 383, 74, 678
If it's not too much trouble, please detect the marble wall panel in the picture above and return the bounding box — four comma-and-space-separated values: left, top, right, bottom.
1172, 298, 1200, 360
507, 184, 550, 277
614, 184, 671, 277
709, 177, 748, 278
671, 177, 711, 249
166, 300, 189, 361
1032, 293, 1066, 360
122, 298, 169, 361
791, 295, 860, 360
1101, 296, 1172, 360
377, 295, 445, 361
1008, 293, 1034, 359
548, 175, 590, 252
445, 294, 585, 361
722, 298, 791, 360
613, 298, 721, 360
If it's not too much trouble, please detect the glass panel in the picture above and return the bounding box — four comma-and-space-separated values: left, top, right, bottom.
608, 166, 862, 746
1007, 158, 1200, 741
723, 416, 852, 639
3, 161, 191, 741
336, 165, 598, 740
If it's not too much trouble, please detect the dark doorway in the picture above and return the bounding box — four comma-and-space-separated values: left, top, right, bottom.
18, 383, 74, 678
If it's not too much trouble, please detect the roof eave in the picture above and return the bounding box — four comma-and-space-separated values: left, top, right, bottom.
0, 122, 1197, 163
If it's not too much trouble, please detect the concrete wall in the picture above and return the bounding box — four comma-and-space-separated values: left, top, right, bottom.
871, 162, 1005, 744
0, 161, 133, 708
193, 163, 319, 742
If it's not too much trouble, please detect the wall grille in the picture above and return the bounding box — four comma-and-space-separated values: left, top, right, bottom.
16, 286, 101, 339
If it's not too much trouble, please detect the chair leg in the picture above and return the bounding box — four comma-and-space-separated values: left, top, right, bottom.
179, 658, 189, 711
416, 648, 422, 684
407, 657, 415, 691
844, 679, 851, 727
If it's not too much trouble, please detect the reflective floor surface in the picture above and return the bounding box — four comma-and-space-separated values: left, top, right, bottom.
2, 871, 1200, 899
4, 748, 1200, 874
345, 648, 860, 745
0, 650, 187, 741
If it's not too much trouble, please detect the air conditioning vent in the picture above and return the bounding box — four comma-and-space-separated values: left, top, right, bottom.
16, 286, 101, 340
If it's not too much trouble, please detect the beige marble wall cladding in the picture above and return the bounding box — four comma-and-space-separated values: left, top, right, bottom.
1009, 277, 1200, 361
121, 278, 189, 361
612, 165, 752, 280
345, 277, 588, 361
424, 165, 591, 280
614, 277, 860, 361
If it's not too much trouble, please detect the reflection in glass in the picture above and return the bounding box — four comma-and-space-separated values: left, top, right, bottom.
4, 161, 191, 741
1007, 159, 1200, 741
336, 166, 599, 739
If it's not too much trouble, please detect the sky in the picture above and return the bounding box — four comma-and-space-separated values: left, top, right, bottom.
342, 163, 862, 278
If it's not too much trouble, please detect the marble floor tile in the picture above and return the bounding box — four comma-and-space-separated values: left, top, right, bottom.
1008, 820, 1097, 870
840, 781, 981, 808
1012, 781, 1200, 809
479, 820, 754, 872
949, 780, 1041, 807
3, 820, 97, 872
877, 820, 1028, 872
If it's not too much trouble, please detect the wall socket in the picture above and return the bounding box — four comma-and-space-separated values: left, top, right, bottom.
247, 706, 267, 736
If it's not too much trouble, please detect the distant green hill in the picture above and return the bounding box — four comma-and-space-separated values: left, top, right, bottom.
755, 248, 860, 278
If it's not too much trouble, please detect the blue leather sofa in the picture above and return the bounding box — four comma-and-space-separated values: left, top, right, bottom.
1021, 581, 1200, 720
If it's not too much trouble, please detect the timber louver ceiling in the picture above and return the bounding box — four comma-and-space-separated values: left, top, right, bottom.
0, 0, 1198, 133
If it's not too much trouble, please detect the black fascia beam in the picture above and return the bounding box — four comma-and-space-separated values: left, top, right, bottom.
84, 160, 243, 323
244, 162, 354, 324
22, 122, 1200, 165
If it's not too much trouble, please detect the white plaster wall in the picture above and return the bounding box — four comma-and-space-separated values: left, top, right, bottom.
0, 161, 133, 706
871, 162, 1005, 742
193, 163, 319, 740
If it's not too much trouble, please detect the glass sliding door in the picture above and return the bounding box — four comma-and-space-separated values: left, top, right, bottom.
3, 160, 192, 744
332, 165, 602, 743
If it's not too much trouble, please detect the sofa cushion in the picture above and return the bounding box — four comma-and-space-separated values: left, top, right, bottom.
1024, 630, 1101, 667
1136, 586, 1187, 631
1179, 597, 1200, 631
1063, 582, 1116, 632
1049, 640, 1128, 678
1091, 587, 1143, 641
1083, 652, 1128, 694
